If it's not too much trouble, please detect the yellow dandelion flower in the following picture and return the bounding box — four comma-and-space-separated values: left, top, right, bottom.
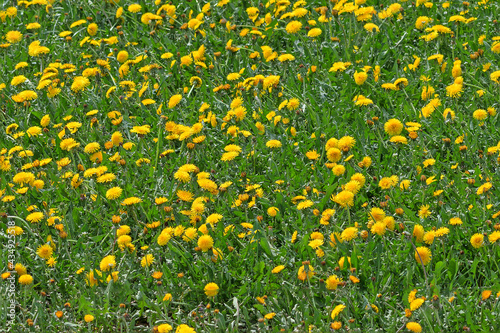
286, 21, 302, 34
414, 246, 432, 265
141, 254, 155, 267
470, 233, 484, 249
204, 282, 219, 297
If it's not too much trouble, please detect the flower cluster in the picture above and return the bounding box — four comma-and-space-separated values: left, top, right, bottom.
1, 0, 499, 331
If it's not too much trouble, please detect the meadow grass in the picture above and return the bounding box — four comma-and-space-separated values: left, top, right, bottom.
1, 0, 500, 332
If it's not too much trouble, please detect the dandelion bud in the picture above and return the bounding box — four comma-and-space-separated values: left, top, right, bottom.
361, 230, 368, 239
